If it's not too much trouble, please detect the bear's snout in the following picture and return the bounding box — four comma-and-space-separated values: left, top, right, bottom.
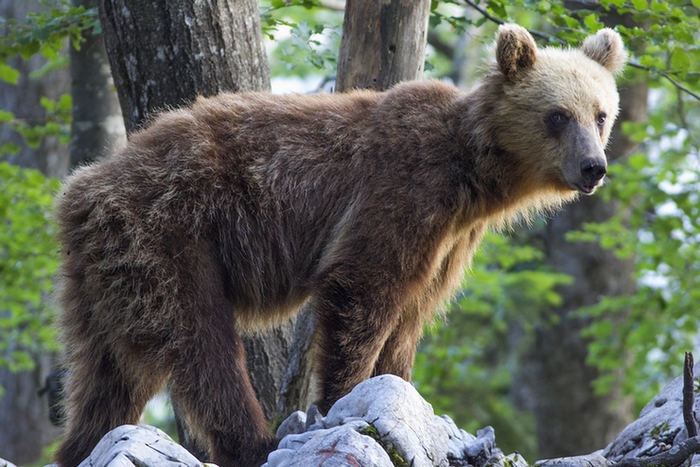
579, 158, 607, 194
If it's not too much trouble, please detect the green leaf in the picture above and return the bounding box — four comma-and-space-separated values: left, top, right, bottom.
28, 55, 69, 79
0, 110, 14, 122
0, 64, 20, 84
631, 0, 647, 10
628, 153, 650, 170
32, 26, 50, 42
18, 40, 41, 59
603, 0, 626, 7
487, 0, 508, 18
670, 48, 690, 75
650, 0, 668, 12
537, 1, 551, 12
57, 93, 72, 112
583, 13, 601, 31
0, 142, 20, 156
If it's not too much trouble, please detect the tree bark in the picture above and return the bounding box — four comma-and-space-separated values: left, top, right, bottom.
69, 0, 125, 167
336, 0, 431, 92
278, 306, 318, 416
520, 12, 647, 457
98, 0, 269, 133
243, 325, 295, 419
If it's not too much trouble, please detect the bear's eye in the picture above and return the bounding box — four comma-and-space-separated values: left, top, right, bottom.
550, 112, 566, 124
546, 111, 569, 135
597, 112, 607, 127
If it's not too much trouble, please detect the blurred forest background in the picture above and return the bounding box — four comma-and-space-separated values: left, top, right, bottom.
0, 0, 699, 465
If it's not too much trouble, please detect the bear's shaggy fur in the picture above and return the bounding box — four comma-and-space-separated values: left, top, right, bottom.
54, 25, 626, 467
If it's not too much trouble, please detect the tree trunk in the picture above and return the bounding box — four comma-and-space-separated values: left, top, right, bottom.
0, 0, 69, 463
98, 0, 269, 133
336, 0, 430, 92
520, 12, 647, 457
0, 356, 60, 465
69, 0, 125, 167
278, 305, 318, 416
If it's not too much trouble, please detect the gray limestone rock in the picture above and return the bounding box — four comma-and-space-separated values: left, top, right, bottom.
265, 375, 518, 467
74, 424, 207, 467
322, 374, 452, 467
265, 425, 393, 467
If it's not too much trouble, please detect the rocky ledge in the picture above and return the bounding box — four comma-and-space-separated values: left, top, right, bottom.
6, 362, 698, 467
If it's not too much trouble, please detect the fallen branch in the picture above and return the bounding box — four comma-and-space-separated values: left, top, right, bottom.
611, 436, 700, 467
684, 352, 698, 438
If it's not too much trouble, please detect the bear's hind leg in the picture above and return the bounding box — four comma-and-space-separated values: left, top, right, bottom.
55, 344, 167, 467
168, 307, 277, 467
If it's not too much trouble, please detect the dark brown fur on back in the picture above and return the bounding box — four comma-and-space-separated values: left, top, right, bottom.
54, 25, 625, 467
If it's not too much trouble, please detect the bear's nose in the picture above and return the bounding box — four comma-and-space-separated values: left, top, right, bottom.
581, 159, 607, 182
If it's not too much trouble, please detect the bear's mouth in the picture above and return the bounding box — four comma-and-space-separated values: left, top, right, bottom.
577, 183, 597, 195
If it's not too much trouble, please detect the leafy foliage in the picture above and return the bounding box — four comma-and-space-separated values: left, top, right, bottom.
0, 162, 60, 372
0, 94, 72, 159
261, 0, 342, 84
413, 230, 572, 459
570, 82, 700, 406
0, 1, 99, 84
0, 1, 96, 161
0, 2, 91, 379
431, 0, 700, 100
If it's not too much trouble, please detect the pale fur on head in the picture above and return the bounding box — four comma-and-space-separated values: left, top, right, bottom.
476, 24, 628, 229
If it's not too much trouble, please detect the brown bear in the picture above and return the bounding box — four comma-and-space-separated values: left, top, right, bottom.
54, 24, 627, 467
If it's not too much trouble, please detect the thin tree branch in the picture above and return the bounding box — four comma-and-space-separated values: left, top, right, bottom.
428, 30, 455, 60
626, 63, 700, 102
318, 0, 345, 11
457, 0, 563, 43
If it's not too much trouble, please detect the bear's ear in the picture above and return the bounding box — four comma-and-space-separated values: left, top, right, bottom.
581, 28, 628, 75
496, 24, 538, 81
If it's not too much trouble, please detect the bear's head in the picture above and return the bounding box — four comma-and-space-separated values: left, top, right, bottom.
488, 24, 627, 196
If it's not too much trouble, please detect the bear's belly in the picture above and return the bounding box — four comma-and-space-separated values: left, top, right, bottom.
233, 288, 311, 334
